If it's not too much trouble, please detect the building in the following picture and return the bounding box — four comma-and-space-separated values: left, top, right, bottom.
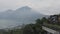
48, 14, 60, 24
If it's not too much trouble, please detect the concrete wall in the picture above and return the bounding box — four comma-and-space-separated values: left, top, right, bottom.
42, 26, 59, 34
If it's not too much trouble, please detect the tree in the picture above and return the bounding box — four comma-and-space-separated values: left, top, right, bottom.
23, 24, 34, 34
41, 17, 49, 24
35, 19, 43, 25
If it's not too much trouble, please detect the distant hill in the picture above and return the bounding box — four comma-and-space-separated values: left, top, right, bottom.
0, 6, 48, 29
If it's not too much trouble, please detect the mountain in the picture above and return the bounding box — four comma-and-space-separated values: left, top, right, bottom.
0, 6, 48, 29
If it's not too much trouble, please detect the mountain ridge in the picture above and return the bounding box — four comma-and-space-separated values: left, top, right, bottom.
0, 6, 48, 29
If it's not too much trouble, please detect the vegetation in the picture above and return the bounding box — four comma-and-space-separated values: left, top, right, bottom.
0, 14, 60, 34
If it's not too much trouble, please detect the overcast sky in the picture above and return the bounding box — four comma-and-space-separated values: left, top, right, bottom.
0, 0, 60, 15
0, 0, 60, 29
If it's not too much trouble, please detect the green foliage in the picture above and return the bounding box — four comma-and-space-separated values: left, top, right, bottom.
1, 14, 60, 34
23, 23, 42, 34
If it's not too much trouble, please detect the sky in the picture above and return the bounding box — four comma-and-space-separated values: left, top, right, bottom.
0, 0, 60, 15
0, 0, 60, 29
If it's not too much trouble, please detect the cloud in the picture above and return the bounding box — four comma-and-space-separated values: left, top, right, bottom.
0, 0, 60, 9
32, 0, 60, 15
0, 0, 60, 15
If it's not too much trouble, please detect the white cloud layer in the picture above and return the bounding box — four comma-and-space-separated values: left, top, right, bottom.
0, 0, 60, 15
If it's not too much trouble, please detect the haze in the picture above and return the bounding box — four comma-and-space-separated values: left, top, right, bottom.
0, 0, 60, 15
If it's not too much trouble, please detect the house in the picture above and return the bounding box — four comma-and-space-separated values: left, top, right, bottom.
48, 14, 60, 24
